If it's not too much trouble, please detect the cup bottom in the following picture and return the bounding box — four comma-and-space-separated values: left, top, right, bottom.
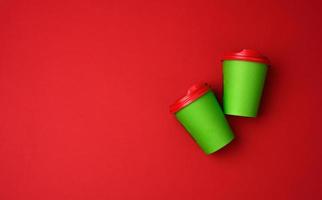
224, 110, 257, 118
205, 135, 235, 155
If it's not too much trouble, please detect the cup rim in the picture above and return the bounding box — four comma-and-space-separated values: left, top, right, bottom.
169, 83, 210, 114
221, 49, 270, 65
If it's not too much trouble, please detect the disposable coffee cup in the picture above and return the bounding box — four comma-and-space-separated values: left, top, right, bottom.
222, 49, 270, 117
170, 83, 234, 154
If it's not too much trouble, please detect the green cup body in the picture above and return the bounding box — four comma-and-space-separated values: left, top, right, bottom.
175, 91, 234, 154
223, 60, 268, 117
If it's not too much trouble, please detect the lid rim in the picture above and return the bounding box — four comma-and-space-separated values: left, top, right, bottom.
169, 83, 210, 114
222, 49, 270, 65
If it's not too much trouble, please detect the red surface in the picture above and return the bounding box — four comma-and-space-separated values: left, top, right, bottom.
1, 0, 322, 199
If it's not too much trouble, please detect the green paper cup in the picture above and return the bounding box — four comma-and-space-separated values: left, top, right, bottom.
170, 83, 234, 154
222, 49, 270, 117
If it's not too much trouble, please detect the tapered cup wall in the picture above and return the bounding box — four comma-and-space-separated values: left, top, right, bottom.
175, 91, 234, 154
223, 60, 267, 117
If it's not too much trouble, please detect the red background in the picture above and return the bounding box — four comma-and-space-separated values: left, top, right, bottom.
1, 0, 322, 199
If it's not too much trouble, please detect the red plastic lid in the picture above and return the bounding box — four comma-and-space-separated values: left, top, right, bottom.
169, 83, 210, 114
222, 49, 270, 65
